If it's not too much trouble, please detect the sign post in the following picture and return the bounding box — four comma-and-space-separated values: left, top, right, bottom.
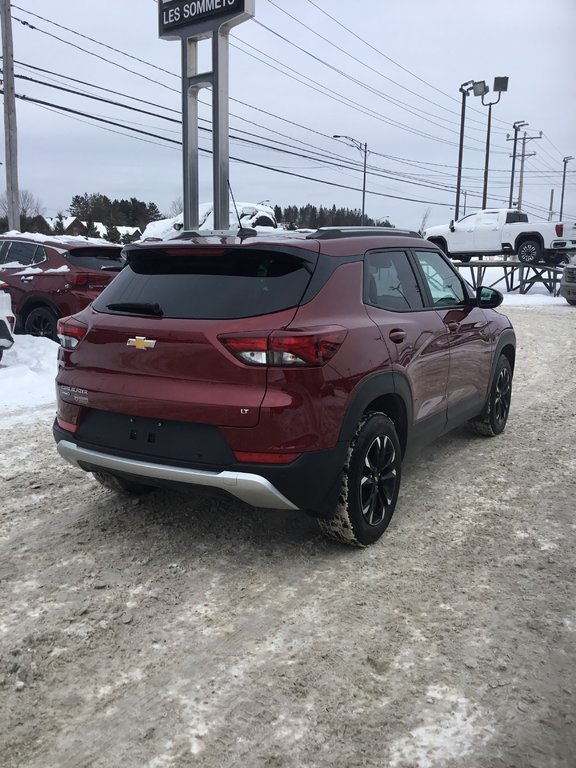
159, 1, 255, 230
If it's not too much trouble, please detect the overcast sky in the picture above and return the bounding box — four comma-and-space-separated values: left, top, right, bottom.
3, 0, 576, 228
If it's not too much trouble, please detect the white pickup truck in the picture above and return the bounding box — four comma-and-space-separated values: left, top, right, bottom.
423, 208, 576, 264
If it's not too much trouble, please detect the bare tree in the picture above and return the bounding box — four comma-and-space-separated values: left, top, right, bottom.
167, 197, 183, 217
418, 207, 431, 235
0, 189, 45, 218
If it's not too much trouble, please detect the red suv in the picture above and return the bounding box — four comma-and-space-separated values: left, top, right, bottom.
0, 234, 123, 340
53, 228, 516, 546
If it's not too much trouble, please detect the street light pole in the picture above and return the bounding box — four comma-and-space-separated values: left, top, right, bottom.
560, 156, 574, 220
455, 80, 474, 221
333, 135, 368, 225
507, 120, 528, 208
475, 77, 508, 210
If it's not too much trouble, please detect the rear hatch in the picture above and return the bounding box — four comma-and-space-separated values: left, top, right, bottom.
65, 245, 124, 290
71, 243, 319, 427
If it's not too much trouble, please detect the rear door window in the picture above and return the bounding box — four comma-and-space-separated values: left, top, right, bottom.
65, 247, 123, 270
93, 247, 317, 319
3, 241, 38, 267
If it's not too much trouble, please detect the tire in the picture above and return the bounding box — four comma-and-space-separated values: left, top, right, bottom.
318, 412, 402, 547
469, 355, 513, 437
24, 306, 59, 340
517, 239, 543, 264
0, 349, 3, 364
566, 299, 576, 306
458, 254, 472, 263
92, 471, 155, 497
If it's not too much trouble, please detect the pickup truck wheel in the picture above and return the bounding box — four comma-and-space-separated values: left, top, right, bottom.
24, 307, 59, 340
469, 355, 513, 437
458, 255, 472, 263
517, 240, 542, 264
565, 299, 576, 306
92, 471, 156, 497
318, 412, 402, 547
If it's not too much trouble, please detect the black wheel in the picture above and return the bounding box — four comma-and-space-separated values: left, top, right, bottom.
566, 299, 576, 306
24, 307, 59, 340
318, 412, 402, 546
92, 471, 155, 497
458, 254, 472, 263
469, 355, 513, 437
517, 240, 542, 264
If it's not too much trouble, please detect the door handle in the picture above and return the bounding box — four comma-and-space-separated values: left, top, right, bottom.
389, 329, 406, 344
446, 321, 460, 332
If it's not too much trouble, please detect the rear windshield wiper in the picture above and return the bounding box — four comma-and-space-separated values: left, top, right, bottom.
106, 302, 164, 316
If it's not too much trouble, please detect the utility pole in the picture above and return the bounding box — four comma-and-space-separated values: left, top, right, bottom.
455, 80, 474, 220
0, 0, 20, 231
560, 156, 574, 220
506, 121, 528, 208
517, 131, 542, 211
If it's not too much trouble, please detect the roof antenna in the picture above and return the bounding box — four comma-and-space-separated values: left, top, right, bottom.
228, 179, 256, 239
228, 180, 242, 229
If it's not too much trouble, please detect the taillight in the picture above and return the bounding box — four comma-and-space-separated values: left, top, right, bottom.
556, 223, 564, 237
219, 326, 347, 367
67, 273, 89, 286
57, 316, 88, 349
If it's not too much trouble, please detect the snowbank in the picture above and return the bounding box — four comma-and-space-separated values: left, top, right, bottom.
140, 202, 278, 240
0, 336, 58, 428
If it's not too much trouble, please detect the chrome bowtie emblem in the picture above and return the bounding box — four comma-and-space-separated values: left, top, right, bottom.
127, 336, 157, 350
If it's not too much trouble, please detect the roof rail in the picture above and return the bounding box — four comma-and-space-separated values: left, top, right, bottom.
306, 227, 423, 240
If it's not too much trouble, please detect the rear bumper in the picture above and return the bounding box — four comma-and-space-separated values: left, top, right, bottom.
53, 421, 348, 516
56, 439, 300, 510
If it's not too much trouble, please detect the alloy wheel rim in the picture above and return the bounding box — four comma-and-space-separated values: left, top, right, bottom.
522, 244, 537, 262
360, 434, 397, 526
494, 367, 512, 425
31, 315, 53, 337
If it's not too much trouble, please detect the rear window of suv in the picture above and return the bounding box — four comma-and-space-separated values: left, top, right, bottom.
93, 247, 316, 320
64, 246, 123, 270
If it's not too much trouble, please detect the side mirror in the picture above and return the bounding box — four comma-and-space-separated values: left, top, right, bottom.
449, 219, 455, 232
476, 286, 503, 308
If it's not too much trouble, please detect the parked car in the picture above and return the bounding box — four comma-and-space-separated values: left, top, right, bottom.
0, 280, 15, 363
559, 255, 576, 305
53, 227, 516, 546
0, 233, 124, 340
424, 208, 576, 264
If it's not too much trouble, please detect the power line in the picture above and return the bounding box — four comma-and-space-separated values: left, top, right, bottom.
303, 0, 510, 128
262, 0, 498, 134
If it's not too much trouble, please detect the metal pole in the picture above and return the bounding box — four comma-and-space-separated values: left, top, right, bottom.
482, 102, 492, 209
361, 142, 367, 225
463, 190, 467, 215
181, 38, 199, 230
212, 29, 230, 231
455, 82, 473, 220
509, 128, 519, 208
548, 189, 555, 221
560, 156, 574, 220
517, 133, 527, 211
1, 0, 20, 231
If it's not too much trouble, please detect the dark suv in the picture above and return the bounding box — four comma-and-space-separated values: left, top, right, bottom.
0, 234, 123, 340
53, 228, 515, 546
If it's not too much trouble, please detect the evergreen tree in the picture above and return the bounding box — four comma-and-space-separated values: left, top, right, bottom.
105, 224, 121, 243
52, 213, 66, 235
121, 232, 134, 245
85, 217, 100, 238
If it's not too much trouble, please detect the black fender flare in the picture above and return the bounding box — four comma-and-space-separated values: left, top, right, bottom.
19, 296, 61, 323
477, 329, 516, 417
337, 371, 414, 450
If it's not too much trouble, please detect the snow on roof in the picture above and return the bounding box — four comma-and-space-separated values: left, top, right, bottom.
140, 202, 277, 241
0, 230, 120, 247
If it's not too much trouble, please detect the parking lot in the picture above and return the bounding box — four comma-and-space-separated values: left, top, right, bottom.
1, 305, 575, 768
